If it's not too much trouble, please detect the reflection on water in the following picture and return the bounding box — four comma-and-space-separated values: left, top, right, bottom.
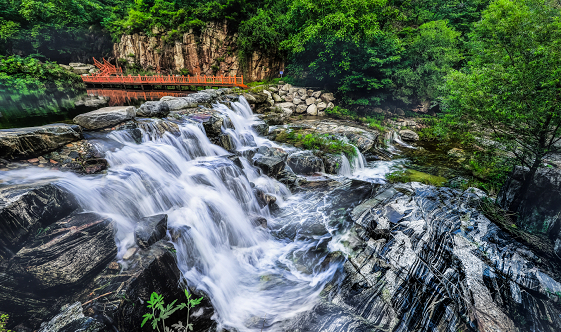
0, 88, 192, 129
87, 89, 192, 106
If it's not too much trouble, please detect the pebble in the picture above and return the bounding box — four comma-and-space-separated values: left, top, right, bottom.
28, 158, 39, 163
50, 159, 58, 164
123, 247, 137, 260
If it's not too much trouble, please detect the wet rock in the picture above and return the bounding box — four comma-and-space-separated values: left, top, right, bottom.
498, 166, 561, 241
9, 212, 116, 290
137, 118, 181, 138
254, 156, 285, 178
254, 188, 277, 208
0, 183, 79, 260
135, 214, 168, 250
38, 302, 104, 332
218, 134, 236, 151
257, 146, 288, 160
189, 92, 213, 104
322, 153, 344, 174
250, 216, 268, 228
136, 101, 170, 118
250, 120, 269, 136
203, 114, 225, 138
161, 97, 197, 110
73, 106, 136, 130
0, 213, 117, 328
398, 129, 419, 141
0, 124, 82, 160
447, 147, 465, 158
287, 151, 324, 175
322, 182, 561, 332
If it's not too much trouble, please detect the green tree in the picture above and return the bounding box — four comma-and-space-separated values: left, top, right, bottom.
443, 0, 561, 213
393, 20, 462, 104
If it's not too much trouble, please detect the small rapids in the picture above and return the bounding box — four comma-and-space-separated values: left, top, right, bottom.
0, 97, 396, 331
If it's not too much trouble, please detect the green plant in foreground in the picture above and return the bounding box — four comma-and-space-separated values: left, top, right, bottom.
0, 314, 12, 332
142, 290, 203, 332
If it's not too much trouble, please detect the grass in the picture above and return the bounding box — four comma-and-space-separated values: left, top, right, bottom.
275, 130, 358, 158
246, 77, 284, 88
325, 106, 387, 131
385, 169, 447, 186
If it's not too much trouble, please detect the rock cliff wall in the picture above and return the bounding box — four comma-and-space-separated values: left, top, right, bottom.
113, 21, 283, 82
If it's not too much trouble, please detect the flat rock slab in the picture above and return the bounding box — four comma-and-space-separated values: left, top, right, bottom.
73, 106, 136, 130
0, 124, 82, 159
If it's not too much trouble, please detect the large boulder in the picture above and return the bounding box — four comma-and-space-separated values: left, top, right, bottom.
322, 154, 344, 174
306, 104, 318, 116
0, 183, 79, 260
73, 106, 136, 130
287, 151, 324, 175
251, 120, 269, 136
189, 92, 213, 104
320, 93, 335, 103
135, 214, 168, 250
0, 124, 82, 159
253, 146, 288, 178
498, 166, 561, 247
0, 213, 117, 328
136, 101, 170, 118
161, 97, 197, 110
399, 129, 419, 141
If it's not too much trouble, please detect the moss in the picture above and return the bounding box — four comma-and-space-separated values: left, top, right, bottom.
275, 130, 357, 159
386, 169, 447, 186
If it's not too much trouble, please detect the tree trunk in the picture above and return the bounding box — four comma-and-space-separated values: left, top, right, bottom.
508, 157, 541, 215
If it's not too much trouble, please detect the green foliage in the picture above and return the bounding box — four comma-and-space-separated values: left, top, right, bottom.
393, 20, 462, 104
386, 169, 447, 186
0, 314, 11, 332
276, 130, 357, 159
142, 290, 203, 332
0, 55, 83, 94
442, 0, 561, 210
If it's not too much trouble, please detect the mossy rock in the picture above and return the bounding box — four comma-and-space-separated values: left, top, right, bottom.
387, 169, 446, 186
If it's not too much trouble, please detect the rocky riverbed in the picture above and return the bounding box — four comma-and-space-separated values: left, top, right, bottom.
1, 87, 560, 332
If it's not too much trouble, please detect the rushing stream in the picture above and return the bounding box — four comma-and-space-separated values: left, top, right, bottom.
0, 97, 395, 331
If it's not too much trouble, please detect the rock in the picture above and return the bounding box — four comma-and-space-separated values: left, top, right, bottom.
8, 212, 116, 290
305, 97, 316, 106
311, 91, 321, 98
161, 97, 195, 111
275, 102, 296, 111
322, 154, 344, 174
250, 120, 269, 136
293, 98, 302, 105
306, 89, 314, 96
316, 102, 327, 111
0, 184, 79, 260
136, 101, 170, 118
297, 88, 306, 97
273, 93, 282, 102
326, 102, 334, 109
189, 92, 213, 104
71, 67, 92, 75
242, 93, 257, 103
135, 214, 168, 250
200, 89, 218, 98
284, 94, 294, 102
399, 129, 419, 141
0, 124, 82, 160
287, 151, 324, 175
281, 84, 292, 91
394, 108, 405, 116
73, 106, 136, 130
295, 105, 307, 114
254, 156, 285, 177
250, 216, 268, 228
257, 146, 288, 160
202, 114, 225, 138
38, 302, 104, 332
447, 148, 465, 158
306, 104, 318, 116
218, 134, 236, 151
269, 87, 278, 92
498, 166, 561, 240
320, 93, 335, 103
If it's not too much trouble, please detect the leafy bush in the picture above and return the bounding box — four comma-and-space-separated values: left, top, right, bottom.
0, 55, 83, 94
276, 130, 357, 159
0, 314, 11, 332
142, 290, 203, 332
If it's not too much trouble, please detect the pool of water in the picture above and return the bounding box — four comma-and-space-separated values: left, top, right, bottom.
0, 88, 192, 129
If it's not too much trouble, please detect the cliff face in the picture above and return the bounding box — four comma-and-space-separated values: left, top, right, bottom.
113, 21, 283, 82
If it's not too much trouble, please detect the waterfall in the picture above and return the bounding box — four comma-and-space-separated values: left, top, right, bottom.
338, 154, 352, 176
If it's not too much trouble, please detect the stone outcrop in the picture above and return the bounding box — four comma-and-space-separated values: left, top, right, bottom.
114, 21, 283, 81
135, 214, 168, 249
0, 183, 79, 260
0, 124, 82, 159
136, 101, 170, 118
399, 129, 419, 141
73, 106, 136, 130
287, 151, 324, 175
498, 166, 561, 252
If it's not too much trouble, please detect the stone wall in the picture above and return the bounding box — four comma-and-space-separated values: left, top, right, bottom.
113, 21, 283, 82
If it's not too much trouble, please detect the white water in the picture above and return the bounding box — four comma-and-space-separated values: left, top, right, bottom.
0, 96, 397, 331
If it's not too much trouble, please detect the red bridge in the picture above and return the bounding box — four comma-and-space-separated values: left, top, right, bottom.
81, 58, 248, 89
